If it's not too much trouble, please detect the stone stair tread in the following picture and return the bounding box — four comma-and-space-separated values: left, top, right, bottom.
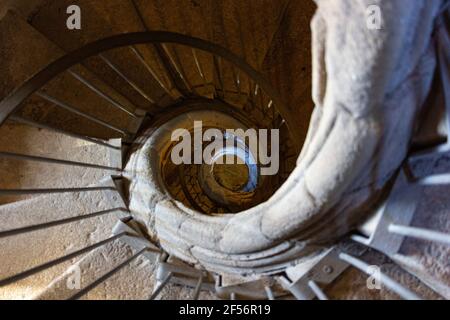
30, 0, 172, 112
0, 204, 127, 300
325, 250, 443, 300
0, 10, 63, 101
391, 184, 450, 299
0, 122, 114, 165
0, 10, 142, 140
0, 174, 129, 300
134, 0, 289, 69
35, 220, 219, 300
0, 183, 125, 232
0, 123, 121, 203
33, 219, 156, 300
261, 0, 316, 148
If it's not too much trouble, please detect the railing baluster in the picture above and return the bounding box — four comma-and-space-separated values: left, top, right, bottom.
339, 253, 421, 300
268, 100, 277, 125
0, 151, 121, 171
307, 280, 328, 300
98, 53, 156, 105
68, 70, 138, 118
130, 46, 175, 99
213, 56, 224, 98
271, 102, 277, 125
417, 173, 450, 185
388, 224, 450, 245
160, 44, 192, 92
69, 248, 146, 300
0, 232, 127, 287
0, 208, 128, 239
9, 115, 121, 150
149, 272, 173, 300
36, 92, 129, 136
128, 0, 180, 99
0, 186, 115, 196
264, 285, 275, 300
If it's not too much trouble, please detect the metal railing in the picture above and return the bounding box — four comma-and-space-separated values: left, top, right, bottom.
0, 25, 297, 300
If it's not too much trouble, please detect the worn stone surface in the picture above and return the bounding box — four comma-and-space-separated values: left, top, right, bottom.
0, 122, 115, 204
262, 0, 316, 148
0, 0, 49, 20
0, 10, 140, 139
28, 0, 291, 117
0, 191, 126, 300
326, 250, 442, 300
36, 236, 219, 300
0, 116, 126, 300
132, 0, 289, 70
393, 184, 450, 298
30, 0, 169, 112
36, 239, 141, 300
0, 10, 62, 101
392, 13, 450, 298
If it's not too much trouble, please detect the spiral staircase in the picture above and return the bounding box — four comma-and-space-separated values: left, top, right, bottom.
0, 0, 449, 300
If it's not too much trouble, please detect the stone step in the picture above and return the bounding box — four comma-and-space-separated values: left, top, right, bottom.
350, 156, 450, 300
134, 0, 290, 109
30, 0, 177, 112
325, 249, 443, 300
390, 183, 450, 299
35, 235, 153, 300
29, 0, 292, 114
260, 0, 316, 148
0, 121, 122, 204
0, 10, 143, 140
0, 178, 128, 300
35, 220, 218, 300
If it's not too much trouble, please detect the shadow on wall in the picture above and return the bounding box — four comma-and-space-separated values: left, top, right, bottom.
0, 123, 38, 205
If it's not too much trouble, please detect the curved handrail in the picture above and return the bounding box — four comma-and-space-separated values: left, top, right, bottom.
0, 31, 298, 147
